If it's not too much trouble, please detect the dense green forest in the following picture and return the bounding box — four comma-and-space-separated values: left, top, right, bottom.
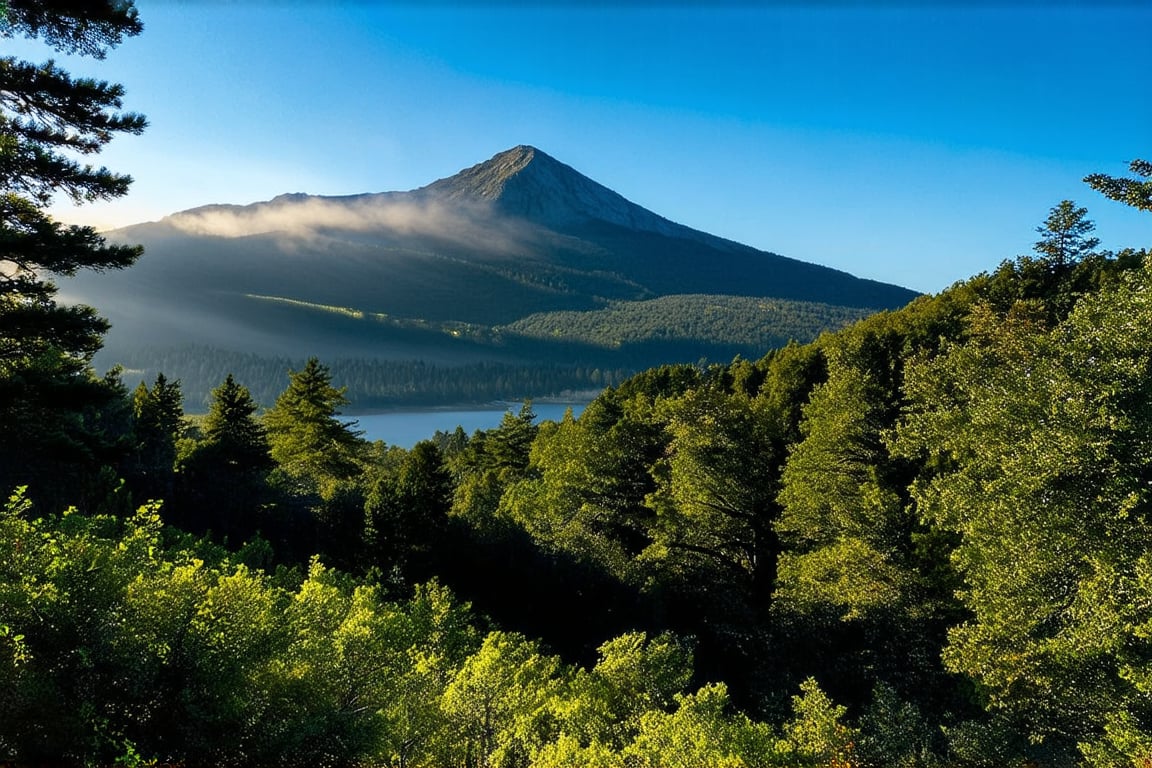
6, 2, 1152, 766
504, 294, 871, 351
95, 292, 869, 411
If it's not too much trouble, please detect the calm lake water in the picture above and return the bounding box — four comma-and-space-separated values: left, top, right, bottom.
350, 402, 586, 448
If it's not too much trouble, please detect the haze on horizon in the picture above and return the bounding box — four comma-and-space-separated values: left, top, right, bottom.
8, 1, 1150, 294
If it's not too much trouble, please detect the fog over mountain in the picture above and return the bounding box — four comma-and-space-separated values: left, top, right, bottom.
61, 146, 918, 400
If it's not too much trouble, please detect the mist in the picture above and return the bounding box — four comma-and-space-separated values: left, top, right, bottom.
163, 194, 544, 259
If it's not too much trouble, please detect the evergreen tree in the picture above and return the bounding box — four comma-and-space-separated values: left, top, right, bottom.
1033, 200, 1100, 270
0, 0, 145, 508
264, 357, 364, 484
128, 373, 183, 502
1085, 158, 1152, 213
200, 373, 272, 473
180, 374, 273, 537
0, 1, 145, 365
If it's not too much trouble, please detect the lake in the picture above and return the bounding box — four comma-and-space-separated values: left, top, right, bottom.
349, 402, 587, 448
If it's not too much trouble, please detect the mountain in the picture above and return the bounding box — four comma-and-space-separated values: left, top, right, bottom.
61, 146, 919, 406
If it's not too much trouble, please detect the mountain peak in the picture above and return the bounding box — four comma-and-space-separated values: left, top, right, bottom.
420, 145, 685, 236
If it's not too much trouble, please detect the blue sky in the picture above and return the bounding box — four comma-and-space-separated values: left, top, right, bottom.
15, 1, 1151, 293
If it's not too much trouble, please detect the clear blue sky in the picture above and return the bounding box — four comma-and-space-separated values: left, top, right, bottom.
14, 1, 1151, 294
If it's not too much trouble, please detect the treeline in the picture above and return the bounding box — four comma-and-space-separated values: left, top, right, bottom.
505, 294, 871, 350
100, 346, 632, 411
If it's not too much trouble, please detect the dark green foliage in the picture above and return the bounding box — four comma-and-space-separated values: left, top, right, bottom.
127, 372, 183, 501
1033, 200, 1100, 269
1085, 158, 1152, 213
178, 374, 273, 538
0, 3, 144, 355
0, 0, 144, 512
3, 0, 142, 58
102, 344, 633, 410
364, 440, 451, 579
0, 354, 133, 512
505, 294, 870, 351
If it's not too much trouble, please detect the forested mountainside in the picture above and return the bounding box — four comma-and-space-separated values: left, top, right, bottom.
62, 146, 915, 406
99, 294, 871, 410
7, 181, 1152, 765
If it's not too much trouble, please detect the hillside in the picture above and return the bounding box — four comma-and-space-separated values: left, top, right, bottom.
62, 146, 918, 404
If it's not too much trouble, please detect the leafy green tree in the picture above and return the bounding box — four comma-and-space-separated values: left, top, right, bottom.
500, 392, 667, 576
647, 387, 782, 600
778, 678, 858, 766
771, 294, 974, 716
560, 631, 693, 749
623, 683, 754, 768
895, 259, 1152, 763
441, 631, 562, 768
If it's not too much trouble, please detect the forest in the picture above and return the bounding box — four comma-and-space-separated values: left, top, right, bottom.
96, 292, 870, 411
5, 2, 1152, 766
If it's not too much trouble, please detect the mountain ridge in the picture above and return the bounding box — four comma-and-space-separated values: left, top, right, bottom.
64, 145, 920, 404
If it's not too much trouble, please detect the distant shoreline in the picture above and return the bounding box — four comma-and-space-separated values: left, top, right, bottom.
344, 396, 595, 417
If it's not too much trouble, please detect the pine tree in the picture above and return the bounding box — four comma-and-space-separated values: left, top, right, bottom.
129, 372, 183, 501
181, 373, 273, 538
1, 1, 146, 369
1085, 159, 1152, 213
0, 1, 145, 508
201, 373, 272, 473
1033, 200, 1100, 271
264, 358, 364, 483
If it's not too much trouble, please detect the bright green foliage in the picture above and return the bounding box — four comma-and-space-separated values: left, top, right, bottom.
896, 256, 1152, 761
530, 734, 627, 768
264, 357, 364, 485
624, 683, 756, 768
1085, 158, 1152, 213
779, 678, 858, 766
380, 581, 480, 768
560, 632, 693, 748
441, 631, 563, 768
